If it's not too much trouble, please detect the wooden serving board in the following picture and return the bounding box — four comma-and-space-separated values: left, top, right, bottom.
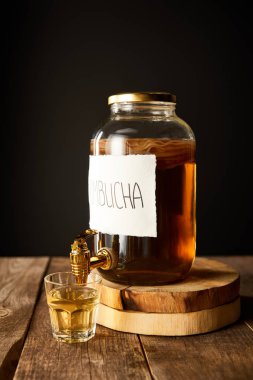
97, 258, 240, 335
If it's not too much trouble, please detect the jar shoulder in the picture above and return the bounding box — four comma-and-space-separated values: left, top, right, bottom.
93, 115, 195, 141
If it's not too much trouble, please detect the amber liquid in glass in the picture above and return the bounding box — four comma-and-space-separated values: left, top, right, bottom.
91, 138, 196, 285
47, 286, 99, 342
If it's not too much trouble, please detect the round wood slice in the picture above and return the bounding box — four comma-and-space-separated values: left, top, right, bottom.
100, 258, 240, 313
97, 298, 240, 336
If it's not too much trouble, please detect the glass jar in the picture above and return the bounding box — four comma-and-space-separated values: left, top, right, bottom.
89, 92, 196, 285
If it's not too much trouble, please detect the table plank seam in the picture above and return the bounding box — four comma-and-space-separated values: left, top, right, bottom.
244, 321, 253, 333
0, 337, 25, 380
10, 257, 52, 380
137, 335, 155, 380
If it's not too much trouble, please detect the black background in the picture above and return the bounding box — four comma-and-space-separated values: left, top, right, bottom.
2, 1, 253, 257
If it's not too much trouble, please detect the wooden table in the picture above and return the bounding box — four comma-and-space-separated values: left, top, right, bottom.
0, 256, 252, 380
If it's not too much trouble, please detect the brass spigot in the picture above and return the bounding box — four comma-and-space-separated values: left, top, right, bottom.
70, 229, 118, 284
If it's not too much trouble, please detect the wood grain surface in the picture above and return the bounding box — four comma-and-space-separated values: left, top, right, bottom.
0, 256, 252, 380
13, 258, 151, 380
140, 322, 253, 380
0, 257, 49, 380
97, 298, 240, 336
100, 258, 240, 313
140, 256, 253, 380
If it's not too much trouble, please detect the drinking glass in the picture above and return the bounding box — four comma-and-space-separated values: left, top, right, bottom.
44, 272, 102, 343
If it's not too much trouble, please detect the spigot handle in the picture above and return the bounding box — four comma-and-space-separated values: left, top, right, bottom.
75, 229, 98, 241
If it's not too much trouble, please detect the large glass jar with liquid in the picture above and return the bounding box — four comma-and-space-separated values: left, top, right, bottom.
88, 92, 196, 285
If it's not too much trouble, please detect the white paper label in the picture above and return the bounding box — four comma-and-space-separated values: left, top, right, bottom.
88, 155, 157, 237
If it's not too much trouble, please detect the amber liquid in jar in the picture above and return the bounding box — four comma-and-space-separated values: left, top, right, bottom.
91, 137, 196, 285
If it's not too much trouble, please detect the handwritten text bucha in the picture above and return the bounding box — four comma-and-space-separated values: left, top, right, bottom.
89, 180, 144, 209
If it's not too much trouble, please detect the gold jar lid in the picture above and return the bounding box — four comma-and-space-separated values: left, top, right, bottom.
108, 92, 176, 105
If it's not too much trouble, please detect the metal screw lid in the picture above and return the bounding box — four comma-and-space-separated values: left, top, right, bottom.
108, 92, 176, 105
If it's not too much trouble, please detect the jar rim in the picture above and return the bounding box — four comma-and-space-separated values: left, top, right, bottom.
108, 92, 176, 105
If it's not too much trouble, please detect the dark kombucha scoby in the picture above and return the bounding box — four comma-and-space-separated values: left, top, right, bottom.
90, 138, 196, 285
